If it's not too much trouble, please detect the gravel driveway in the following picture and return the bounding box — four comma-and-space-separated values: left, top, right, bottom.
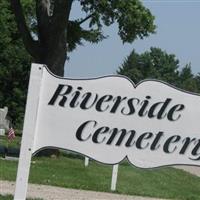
174, 166, 200, 177
0, 180, 167, 200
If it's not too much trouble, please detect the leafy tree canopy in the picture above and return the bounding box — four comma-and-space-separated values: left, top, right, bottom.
10, 0, 156, 75
69, 0, 156, 49
178, 64, 200, 93
1, 0, 156, 128
0, 1, 31, 129
118, 47, 200, 93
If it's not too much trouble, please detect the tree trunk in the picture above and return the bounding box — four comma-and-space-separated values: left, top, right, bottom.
38, 30, 66, 77
11, 0, 73, 77
35, 0, 73, 77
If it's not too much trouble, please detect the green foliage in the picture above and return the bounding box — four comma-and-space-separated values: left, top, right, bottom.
18, 0, 155, 52
67, 20, 107, 52
177, 64, 200, 93
195, 73, 200, 91
0, 195, 14, 200
118, 47, 200, 93
0, 1, 31, 129
0, 194, 42, 200
0, 0, 156, 128
0, 135, 21, 149
68, 0, 156, 50
80, 0, 156, 41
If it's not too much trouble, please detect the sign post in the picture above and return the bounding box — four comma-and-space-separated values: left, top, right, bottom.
111, 164, 119, 191
85, 157, 89, 167
14, 64, 43, 200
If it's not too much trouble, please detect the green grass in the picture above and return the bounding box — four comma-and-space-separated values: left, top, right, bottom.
0, 194, 42, 200
0, 135, 21, 148
0, 156, 200, 200
0, 195, 13, 200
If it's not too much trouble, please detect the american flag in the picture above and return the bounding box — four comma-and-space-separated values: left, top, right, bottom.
8, 127, 15, 140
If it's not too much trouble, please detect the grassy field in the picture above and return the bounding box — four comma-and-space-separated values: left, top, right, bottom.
0, 194, 42, 200
0, 156, 200, 200
0, 135, 21, 149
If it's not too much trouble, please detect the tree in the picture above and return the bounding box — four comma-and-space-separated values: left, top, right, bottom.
195, 73, 200, 92
118, 47, 180, 85
10, 0, 156, 76
0, 1, 31, 129
117, 47, 200, 93
178, 64, 200, 93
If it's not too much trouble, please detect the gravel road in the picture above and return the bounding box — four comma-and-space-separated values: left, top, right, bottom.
0, 180, 167, 200
174, 166, 200, 177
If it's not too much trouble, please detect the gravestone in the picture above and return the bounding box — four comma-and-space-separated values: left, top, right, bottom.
0, 129, 5, 136
0, 107, 10, 132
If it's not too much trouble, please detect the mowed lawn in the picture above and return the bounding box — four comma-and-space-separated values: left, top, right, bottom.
0, 135, 21, 149
0, 194, 42, 200
0, 156, 200, 200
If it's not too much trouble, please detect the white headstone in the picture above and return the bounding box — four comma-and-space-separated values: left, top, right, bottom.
0, 107, 9, 131
0, 129, 5, 136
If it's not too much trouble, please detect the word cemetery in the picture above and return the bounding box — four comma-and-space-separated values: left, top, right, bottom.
49, 84, 199, 161
14, 64, 200, 200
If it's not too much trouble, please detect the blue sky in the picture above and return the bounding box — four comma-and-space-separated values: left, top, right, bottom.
66, 1, 200, 78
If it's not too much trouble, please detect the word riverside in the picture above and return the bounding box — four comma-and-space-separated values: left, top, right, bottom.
48, 84, 185, 122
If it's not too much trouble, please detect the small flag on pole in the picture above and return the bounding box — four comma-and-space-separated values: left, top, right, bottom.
8, 127, 15, 140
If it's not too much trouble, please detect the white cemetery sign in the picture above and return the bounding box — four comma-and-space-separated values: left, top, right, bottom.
14, 63, 200, 199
